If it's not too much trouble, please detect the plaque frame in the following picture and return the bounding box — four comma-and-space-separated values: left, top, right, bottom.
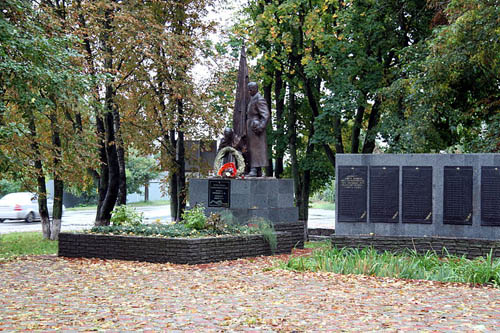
481, 166, 500, 226
208, 179, 231, 208
402, 166, 433, 224
337, 166, 368, 223
443, 166, 473, 225
369, 166, 399, 223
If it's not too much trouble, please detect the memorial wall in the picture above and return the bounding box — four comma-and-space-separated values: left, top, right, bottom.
335, 154, 500, 240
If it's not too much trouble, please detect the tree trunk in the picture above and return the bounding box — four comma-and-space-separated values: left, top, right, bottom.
144, 183, 149, 202
51, 179, 63, 240
176, 100, 186, 221
274, 70, 285, 178
287, 85, 301, 217
362, 97, 381, 153
302, 71, 338, 168
113, 98, 127, 206
95, 7, 120, 226
37, 174, 51, 239
95, 105, 120, 225
95, 114, 109, 223
169, 129, 178, 221
263, 81, 274, 177
333, 116, 344, 154
26, 108, 50, 238
49, 107, 63, 240
351, 105, 365, 153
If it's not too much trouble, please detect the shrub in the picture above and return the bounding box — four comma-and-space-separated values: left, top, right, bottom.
110, 205, 144, 227
181, 204, 206, 230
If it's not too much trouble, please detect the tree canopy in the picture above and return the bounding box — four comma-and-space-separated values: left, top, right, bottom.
1, 0, 498, 228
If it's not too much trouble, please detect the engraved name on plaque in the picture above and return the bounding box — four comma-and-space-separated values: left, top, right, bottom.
208, 179, 231, 208
481, 166, 500, 226
369, 166, 399, 223
402, 166, 433, 224
443, 166, 473, 225
338, 166, 367, 222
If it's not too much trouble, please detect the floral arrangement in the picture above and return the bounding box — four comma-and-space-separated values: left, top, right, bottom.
213, 146, 245, 177
217, 162, 237, 177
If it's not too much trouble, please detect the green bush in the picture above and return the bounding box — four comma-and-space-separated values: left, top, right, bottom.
181, 204, 206, 230
110, 205, 144, 226
89, 221, 260, 238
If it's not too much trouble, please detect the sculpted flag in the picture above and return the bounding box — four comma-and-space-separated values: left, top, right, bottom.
233, 45, 250, 138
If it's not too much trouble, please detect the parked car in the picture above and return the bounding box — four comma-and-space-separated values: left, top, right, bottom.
0, 192, 60, 223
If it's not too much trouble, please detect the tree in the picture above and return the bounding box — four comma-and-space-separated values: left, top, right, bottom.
0, 0, 95, 239
380, 0, 500, 153
121, 0, 222, 221
63, 0, 157, 225
126, 151, 160, 202
239, 0, 435, 223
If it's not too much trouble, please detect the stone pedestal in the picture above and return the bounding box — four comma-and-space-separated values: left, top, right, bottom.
189, 178, 299, 223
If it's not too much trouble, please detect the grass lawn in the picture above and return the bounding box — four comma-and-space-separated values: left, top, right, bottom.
310, 200, 335, 210
0, 232, 57, 260
67, 200, 170, 211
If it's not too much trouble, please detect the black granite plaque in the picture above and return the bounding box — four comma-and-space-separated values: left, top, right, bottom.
402, 166, 433, 224
481, 166, 500, 226
370, 166, 399, 223
338, 166, 367, 222
443, 166, 473, 225
208, 179, 230, 208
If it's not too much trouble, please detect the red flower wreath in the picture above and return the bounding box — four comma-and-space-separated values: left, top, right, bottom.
217, 162, 237, 178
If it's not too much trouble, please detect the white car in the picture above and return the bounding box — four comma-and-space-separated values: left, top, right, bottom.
0, 192, 56, 223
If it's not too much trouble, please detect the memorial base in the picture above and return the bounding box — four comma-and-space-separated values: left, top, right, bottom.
189, 178, 299, 224
189, 178, 304, 248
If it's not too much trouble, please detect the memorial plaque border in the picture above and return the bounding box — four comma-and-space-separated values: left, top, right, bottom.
443, 166, 473, 225
208, 179, 231, 208
481, 166, 500, 226
337, 166, 367, 223
369, 166, 399, 223
402, 166, 433, 224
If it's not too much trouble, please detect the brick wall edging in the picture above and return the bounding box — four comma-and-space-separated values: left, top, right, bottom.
58, 231, 297, 264
329, 235, 500, 259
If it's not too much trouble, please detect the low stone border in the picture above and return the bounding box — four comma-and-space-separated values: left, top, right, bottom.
58, 231, 295, 264
274, 221, 305, 249
308, 228, 335, 236
330, 235, 500, 259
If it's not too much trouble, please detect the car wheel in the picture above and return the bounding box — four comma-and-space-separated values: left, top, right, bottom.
0, 219, 4, 223
25, 212, 35, 223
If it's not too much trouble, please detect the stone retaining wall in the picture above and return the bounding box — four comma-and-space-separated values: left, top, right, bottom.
330, 235, 500, 259
58, 232, 295, 264
274, 221, 305, 248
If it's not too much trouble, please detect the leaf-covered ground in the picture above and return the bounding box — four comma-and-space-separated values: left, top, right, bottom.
1, 250, 499, 331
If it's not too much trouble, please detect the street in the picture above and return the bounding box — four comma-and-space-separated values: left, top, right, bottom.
0, 206, 334, 234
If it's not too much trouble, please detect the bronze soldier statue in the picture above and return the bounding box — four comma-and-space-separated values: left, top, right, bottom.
246, 82, 270, 177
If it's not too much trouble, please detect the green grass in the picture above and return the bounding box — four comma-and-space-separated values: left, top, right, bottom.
281, 242, 500, 287
310, 200, 335, 210
0, 232, 58, 260
67, 200, 170, 211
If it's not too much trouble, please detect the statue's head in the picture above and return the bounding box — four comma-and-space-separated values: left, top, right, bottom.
223, 127, 233, 138
248, 82, 258, 96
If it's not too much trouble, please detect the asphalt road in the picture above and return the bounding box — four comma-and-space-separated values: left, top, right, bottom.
0, 206, 335, 234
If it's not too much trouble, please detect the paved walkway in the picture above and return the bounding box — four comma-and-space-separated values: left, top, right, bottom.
2, 253, 499, 331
